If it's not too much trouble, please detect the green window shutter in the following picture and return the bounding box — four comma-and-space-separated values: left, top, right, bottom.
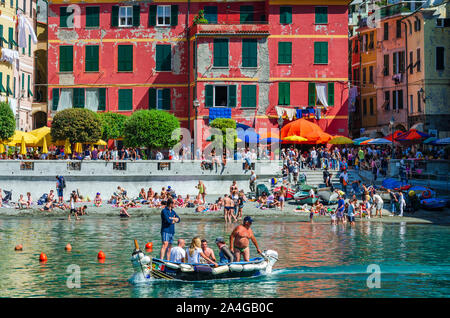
73, 88, 85, 108
0, 72, 4, 94
393, 53, 397, 74
52, 88, 60, 111
149, 88, 156, 109
6, 75, 10, 96
240, 6, 254, 24
241, 85, 256, 108
308, 83, 316, 106
149, 5, 157, 26
156, 45, 171, 71
228, 85, 236, 107
133, 5, 140, 27
315, 7, 328, 24
59, 46, 73, 72
171, 5, 178, 26
98, 88, 106, 111
111, 6, 119, 27
278, 82, 290, 105
204, 6, 218, 24
28, 35, 31, 56
327, 82, 334, 106
8, 27, 13, 49
118, 45, 133, 72
22, 73, 24, 90
0, 25, 4, 48
280, 7, 292, 24
314, 42, 328, 64
205, 85, 213, 107
163, 88, 171, 110
214, 39, 228, 67
278, 42, 292, 64
60, 7, 71, 28
85, 45, 99, 72
86, 7, 100, 28
242, 39, 257, 67
27, 75, 33, 97
118, 89, 133, 111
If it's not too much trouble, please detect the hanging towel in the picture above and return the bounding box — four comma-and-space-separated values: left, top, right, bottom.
18, 12, 38, 49
315, 107, 322, 120
296, 109, 303, 119
285, 108, 296, 121
275, 106, 285, 118
0, 48, 19, 65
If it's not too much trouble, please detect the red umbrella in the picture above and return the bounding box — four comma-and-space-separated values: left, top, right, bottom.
397, 129, 430, 141
385, 130, 405, 142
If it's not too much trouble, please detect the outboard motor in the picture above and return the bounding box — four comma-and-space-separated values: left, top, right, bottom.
130, 240, 151, 281
261, 250, 278, 274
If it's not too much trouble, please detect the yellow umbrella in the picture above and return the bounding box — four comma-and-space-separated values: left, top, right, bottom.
328, 136, 353, 145
20, 136, 27, 155
41, 135, 48, 154
283, 135, 308, 142
75, 142, 83, 153
6, 130, 38, 146
94, 139, 107, 146
0, 142, 5, 154
29, 126, 56, 147
65, 140, 72, 155
89, 144, 94, 151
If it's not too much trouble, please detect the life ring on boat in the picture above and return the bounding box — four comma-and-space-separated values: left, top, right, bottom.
422, 190, 432, 199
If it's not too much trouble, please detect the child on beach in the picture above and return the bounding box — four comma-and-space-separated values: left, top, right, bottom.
94, 193, 102, 207
26, 192, 32, 208
120, 206, 130, 218
15, 194, 27, 210
330, 211, 337, 225
176, 195, 185, 208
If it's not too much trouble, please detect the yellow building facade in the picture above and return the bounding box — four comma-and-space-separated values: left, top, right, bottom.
0, 2, 18, 125
358, 25, 378, 136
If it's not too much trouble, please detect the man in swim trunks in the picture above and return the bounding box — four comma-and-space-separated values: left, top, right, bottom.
160, 199, 180, 260
230, 216, 262, 262
223, 195, 236, 223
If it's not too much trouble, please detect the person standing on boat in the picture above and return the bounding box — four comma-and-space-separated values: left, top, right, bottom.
160, 199, 180, 260
230, 216, 262, 262
215, 237, 234, 263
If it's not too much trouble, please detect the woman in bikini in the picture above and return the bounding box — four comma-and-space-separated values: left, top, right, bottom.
230, 181, 238, 195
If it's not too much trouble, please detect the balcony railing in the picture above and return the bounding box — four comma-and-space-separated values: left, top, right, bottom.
191, 23, 270, 36
379, 3, 412, 19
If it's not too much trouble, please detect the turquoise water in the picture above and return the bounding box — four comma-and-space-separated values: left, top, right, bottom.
0, 216, 449, 297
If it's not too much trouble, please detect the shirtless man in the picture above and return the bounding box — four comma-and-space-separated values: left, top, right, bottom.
230, 216, 262, 262
223, 195, 236, 223
200, 239, 216, 264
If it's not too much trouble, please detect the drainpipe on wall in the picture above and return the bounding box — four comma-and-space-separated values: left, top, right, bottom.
186, 0, 192, 158
358, 32, 363, 136
401, 20, 409, 129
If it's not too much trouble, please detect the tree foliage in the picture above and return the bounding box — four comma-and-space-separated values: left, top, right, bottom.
123, 110, 180, 149
98, 112, 127, 141
210, 118, 237, 150
50, 108, 102, 143
0, 101, 16, 141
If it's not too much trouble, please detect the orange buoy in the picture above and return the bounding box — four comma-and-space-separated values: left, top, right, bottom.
145, 242, 153, 249
14, 244, 23, 251
39, 253, 48, 262
97, 251, 106, 260
98, 258, 105, 264
65, 243, 72, 251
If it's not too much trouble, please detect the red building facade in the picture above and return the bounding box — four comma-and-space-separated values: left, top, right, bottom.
48, 0, 349, 145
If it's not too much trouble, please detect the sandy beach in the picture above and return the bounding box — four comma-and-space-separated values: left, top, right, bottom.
1, 195, 449, 224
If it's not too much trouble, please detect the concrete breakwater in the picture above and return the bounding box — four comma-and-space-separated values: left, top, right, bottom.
0, 160, 282, 199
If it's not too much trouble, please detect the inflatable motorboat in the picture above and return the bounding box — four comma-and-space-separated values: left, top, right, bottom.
293, 191, 318, 205
420, 198, 448, 211
129, 241, 278, 282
